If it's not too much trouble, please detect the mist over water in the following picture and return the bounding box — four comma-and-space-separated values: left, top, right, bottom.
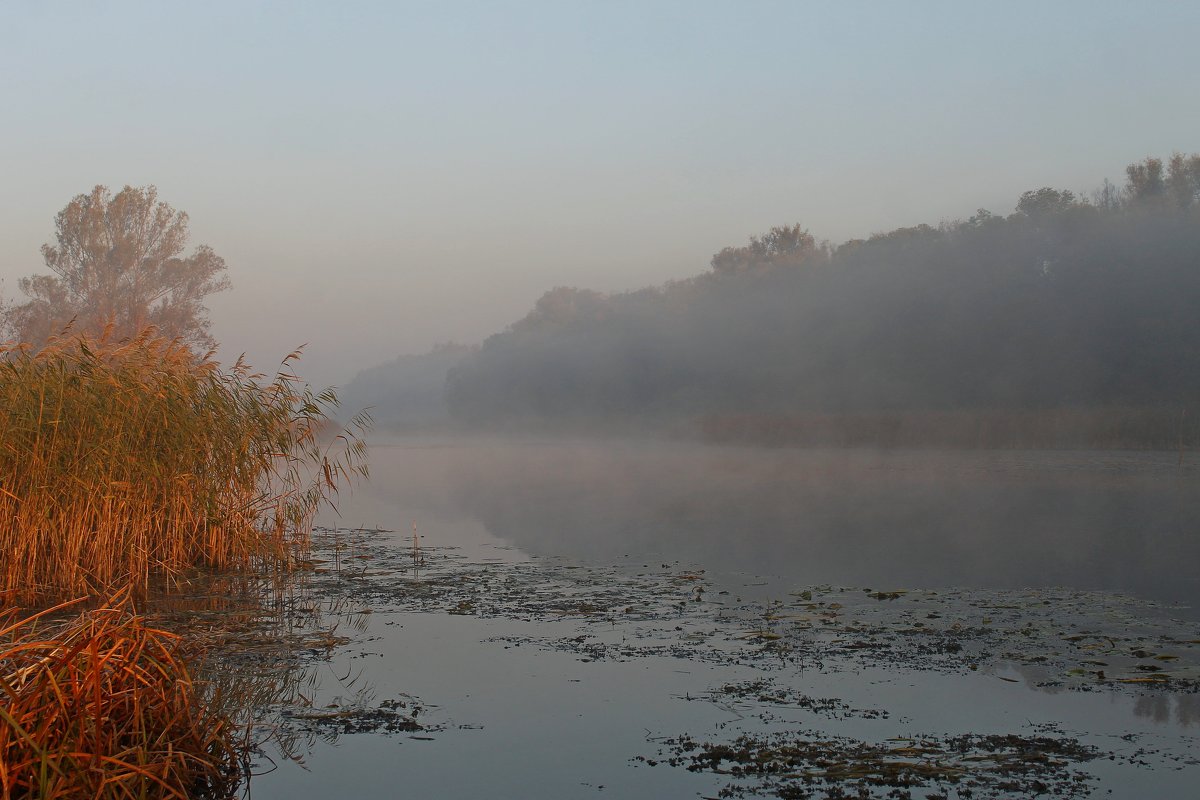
6, 5, 1200, 796
262, 435, 1200, 799
360, 438, 1200, 612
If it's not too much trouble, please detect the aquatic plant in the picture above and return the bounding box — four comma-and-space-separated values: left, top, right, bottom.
0, 590, 240, 799
0, 328, 370, 603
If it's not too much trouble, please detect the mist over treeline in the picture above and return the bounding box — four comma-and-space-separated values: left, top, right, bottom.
350, 153, 1200, 446
340, 342, 472, 430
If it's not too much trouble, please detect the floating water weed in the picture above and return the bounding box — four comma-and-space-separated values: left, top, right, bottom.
0, 329, 370, 603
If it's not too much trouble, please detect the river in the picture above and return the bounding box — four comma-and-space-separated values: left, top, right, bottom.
243, 437, 1200, 799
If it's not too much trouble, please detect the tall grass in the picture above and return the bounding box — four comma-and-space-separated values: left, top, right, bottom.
0, 590, 240, 799
0, 329, 369, 604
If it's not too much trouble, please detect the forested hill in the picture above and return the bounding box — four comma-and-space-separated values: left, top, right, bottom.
443, 154, 1200, 443
361, 153, 1200, 446
340, 342, 473, 431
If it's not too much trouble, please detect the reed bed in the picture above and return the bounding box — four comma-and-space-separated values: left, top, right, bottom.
0, 329, 369, 603
0, 590, 239, 799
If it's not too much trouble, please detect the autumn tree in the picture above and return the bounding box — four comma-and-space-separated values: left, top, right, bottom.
1015, 187, 1079, 219
710, 224, 823, 274
1125, 156, 1165, 202
1166, 151, 1200, 207
7, 185, 230, 350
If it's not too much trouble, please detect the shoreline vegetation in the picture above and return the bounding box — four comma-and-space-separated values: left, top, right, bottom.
345, 153, 1200, 451
0, 327, 369, 799
0, 592, 241, 800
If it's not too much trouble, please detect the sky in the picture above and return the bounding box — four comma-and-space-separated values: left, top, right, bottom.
2, 0, 1198, 388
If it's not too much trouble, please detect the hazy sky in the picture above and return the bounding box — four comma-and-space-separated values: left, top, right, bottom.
2, 1, 1197, 388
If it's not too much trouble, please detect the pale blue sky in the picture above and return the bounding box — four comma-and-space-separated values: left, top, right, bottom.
2, 1, 1197, 386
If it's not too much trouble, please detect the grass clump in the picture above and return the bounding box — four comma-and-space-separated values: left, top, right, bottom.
0, 329, 369, 604
0, 590, 240, 799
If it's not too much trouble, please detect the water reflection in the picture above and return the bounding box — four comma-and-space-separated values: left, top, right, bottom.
236, 448, 1200, 799
142, 546, 388, 785
1134, 693, 1200, 727
421, 439, 1200, 609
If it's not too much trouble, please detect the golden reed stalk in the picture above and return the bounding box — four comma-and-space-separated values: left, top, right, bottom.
0, 589, 239, 799
0, 328, 369, 798
0, 327, 369, 604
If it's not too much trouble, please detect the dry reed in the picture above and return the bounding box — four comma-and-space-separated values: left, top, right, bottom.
0, 590, 239, 799
0, 328, 370, 603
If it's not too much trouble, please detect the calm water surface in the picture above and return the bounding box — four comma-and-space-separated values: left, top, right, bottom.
437, 439, 1200, 608
247, 438, 1200, 799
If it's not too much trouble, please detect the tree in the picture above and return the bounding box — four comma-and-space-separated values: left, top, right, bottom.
7, 185, 229, 350
710, 224, 822, 274
1166, 151, 1200, 208
1015, 187, 1078, 219
1125, 156, 1165, 202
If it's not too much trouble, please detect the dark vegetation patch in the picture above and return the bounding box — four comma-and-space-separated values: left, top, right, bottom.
146, 526, 1199, 791
282, 695, 432, 738
319, 521, 1200, 693
711, 680, 889, 721
643, 730, 1100, 799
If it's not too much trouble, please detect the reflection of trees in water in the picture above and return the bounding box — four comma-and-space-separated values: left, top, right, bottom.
1011, 662, 1200, 729
446, 443, 1200, 600
1133, 693, 1200, 727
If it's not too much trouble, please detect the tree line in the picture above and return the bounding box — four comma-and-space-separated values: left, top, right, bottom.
440, 153, 1200, 441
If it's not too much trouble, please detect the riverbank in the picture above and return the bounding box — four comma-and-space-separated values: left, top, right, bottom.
0, 332, 368, 797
